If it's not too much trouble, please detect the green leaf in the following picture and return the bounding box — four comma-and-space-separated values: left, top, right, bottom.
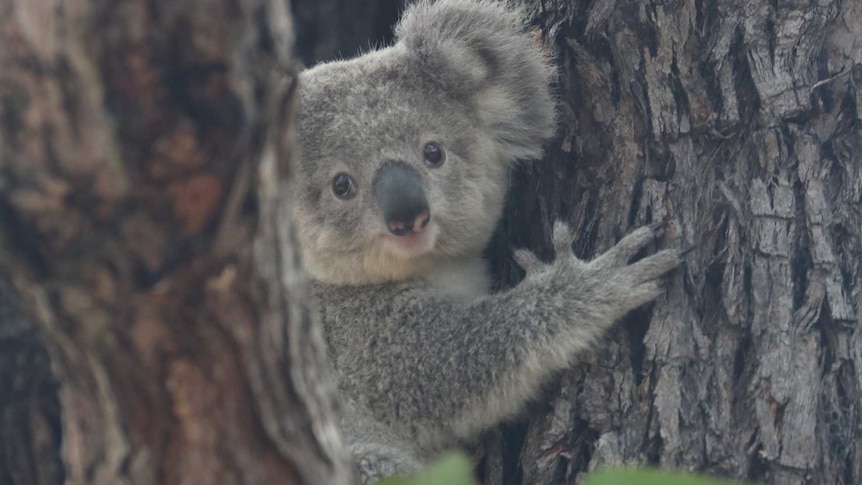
585, 468, 746, 485
375, 453, 476, 485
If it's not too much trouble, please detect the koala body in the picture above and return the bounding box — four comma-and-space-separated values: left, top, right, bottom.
292, 1, 681, 482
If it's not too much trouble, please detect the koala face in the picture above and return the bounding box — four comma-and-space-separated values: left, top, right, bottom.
291, 0, 556, 285
293, 47, 510, 284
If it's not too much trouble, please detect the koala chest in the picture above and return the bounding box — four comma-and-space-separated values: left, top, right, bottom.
421, 257, 491, 304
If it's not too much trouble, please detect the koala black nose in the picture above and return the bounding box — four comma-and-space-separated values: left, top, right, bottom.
373, 161, 431, 237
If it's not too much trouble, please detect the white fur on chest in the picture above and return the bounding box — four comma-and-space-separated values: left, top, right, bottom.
422, 257, 491, 304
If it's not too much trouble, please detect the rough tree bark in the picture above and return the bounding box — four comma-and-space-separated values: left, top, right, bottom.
0, 0, 352, 484
482, 1, 862, 484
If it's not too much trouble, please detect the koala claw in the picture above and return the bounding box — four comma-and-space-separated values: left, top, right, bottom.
593, 222, 669, 270
605, 246, 680, 311
680, 244, 697, 258
552, 221, 576, 256
514, 221, 579, 275
514, 248, 545, 274
648, 220, 667, 236
626, 249, 683, 283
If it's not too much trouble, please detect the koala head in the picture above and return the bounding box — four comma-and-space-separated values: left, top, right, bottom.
291, 0, 556, 285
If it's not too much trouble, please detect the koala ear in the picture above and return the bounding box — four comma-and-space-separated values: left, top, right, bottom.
396, 0, 557, 161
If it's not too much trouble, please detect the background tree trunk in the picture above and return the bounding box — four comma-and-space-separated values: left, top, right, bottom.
0, 0, 352, 484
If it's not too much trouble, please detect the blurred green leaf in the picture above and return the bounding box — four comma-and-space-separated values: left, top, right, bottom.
585, 467, 746, 485
374, 456, 744, 485
375, 453, 476, 485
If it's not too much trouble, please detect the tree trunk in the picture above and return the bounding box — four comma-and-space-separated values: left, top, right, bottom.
484, 0, 862, 484
0, 0, 352, 484
0, 272, 62, 484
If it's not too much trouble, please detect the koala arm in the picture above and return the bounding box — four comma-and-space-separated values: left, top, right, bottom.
319, 223, 681, 449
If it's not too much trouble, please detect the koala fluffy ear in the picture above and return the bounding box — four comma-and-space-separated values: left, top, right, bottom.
396, 0, 557, 161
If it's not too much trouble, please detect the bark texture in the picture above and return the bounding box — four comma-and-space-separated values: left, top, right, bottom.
0, 0, 352, 484
483, 0, 862, 484
0, 273, 62, 485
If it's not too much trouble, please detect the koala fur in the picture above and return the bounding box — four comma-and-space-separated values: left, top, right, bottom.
291, 0, 682, 482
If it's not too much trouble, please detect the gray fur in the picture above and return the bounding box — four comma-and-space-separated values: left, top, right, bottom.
291, 1, 681, 482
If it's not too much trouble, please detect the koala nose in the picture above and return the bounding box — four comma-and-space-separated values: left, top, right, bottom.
386, 210, 431, 236
373, 161, 431, 237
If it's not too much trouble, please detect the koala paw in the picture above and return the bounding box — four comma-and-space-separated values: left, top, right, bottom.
588, 221, 682, 314
513, 221, 579, 275
516, 221, 681, 322
352, 442, 423, 484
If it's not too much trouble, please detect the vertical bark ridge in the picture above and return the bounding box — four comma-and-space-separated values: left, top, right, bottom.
0, 0, 352, 483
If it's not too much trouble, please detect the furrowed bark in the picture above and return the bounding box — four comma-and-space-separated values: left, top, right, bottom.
483, 1, 862, 484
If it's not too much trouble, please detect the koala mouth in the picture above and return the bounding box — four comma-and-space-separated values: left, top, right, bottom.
372, 161, 439, 260
379, 222, 439, 260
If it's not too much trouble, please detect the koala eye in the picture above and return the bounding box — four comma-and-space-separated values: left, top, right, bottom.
422, 141, 445, 168
331, 173, 357, 200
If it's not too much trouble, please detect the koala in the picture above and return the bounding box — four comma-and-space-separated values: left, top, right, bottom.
290, 0, 682, 482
